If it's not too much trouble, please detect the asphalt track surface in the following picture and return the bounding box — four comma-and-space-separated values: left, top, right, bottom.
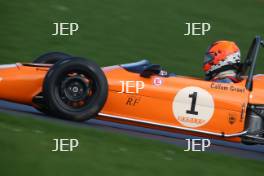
0, 100, 264, 161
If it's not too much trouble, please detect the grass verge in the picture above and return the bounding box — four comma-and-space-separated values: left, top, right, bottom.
0, 113, 263, 176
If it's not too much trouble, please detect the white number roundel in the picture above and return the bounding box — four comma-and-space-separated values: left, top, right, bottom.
172, 86, 214, 128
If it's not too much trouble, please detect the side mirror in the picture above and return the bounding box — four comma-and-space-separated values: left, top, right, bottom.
261, 40, 264, 47
140, 64, 161, 78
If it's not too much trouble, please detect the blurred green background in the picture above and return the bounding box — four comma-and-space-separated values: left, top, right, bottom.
0, 0, 263, 76
0, 0, 264, 176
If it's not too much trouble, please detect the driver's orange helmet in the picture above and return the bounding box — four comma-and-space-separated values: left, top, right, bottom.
203, 40, 241, 77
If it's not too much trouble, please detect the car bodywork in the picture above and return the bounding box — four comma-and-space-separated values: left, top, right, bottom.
0, 36, 263, 144
100, 65, 249, 142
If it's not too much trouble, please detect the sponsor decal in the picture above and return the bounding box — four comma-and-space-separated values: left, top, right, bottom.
126, 95, 141, 106
210, 83, 245, 93
228, 114, 237, 125
172, 86, 214, 128
153, 77, 163, 86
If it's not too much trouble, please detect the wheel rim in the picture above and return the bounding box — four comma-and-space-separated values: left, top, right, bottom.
56, 71, 97, 110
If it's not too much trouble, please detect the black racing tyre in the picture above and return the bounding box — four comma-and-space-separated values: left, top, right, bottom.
33, 52, 72, 64
33, 52, 72, 114
43, 57, 108, 121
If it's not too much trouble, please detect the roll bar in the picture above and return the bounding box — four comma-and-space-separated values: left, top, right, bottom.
244, 36, 263, 90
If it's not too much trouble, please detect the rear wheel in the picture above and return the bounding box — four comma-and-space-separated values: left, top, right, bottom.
33, 52, 72, 64
43, 58, 108, 121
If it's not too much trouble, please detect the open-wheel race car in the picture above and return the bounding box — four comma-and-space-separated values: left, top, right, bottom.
0, 36, 264, 145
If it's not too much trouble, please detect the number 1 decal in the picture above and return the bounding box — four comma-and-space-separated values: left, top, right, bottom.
186, 92, 198, 115
172, 86, 215, 128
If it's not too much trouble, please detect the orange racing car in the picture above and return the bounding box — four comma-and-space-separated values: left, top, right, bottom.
0, 36, 264, 145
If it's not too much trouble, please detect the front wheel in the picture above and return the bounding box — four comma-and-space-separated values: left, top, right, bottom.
43, 57, 108, 121
33, 52, 72, 114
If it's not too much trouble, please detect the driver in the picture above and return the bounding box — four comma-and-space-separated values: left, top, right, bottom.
203, 40, 241, 83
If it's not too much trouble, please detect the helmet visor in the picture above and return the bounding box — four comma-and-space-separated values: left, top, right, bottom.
204, 53, 214, 65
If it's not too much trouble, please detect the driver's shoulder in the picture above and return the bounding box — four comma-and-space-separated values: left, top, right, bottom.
212, 76, 241, 83
213, 78, 234, 83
